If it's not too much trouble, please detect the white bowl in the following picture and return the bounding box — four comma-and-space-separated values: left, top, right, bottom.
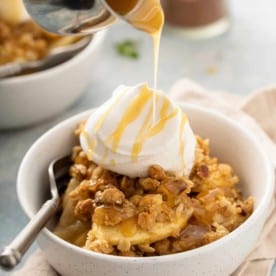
0, 31, 106, 129
17, 104, 274, 276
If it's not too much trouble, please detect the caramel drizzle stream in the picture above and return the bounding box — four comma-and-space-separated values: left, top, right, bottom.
152, 31, 162, 125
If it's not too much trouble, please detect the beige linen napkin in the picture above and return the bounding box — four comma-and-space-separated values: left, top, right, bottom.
13, 79, 276, 276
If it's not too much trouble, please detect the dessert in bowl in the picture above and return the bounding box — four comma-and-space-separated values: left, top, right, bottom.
0, 28, 106, 129
0, 2, 106, 129
17, 84, 274, 276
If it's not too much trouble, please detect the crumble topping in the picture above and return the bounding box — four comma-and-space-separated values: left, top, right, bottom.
54, 127, 254, 256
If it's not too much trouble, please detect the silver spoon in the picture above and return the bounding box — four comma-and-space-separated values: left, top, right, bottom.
0, 155, 71, 270
0, 36, 91, 79
22, 0, 119, 35
23, 0, 147, 36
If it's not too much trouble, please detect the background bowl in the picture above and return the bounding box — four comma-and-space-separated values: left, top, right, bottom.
0, 30, 106, 129
17, 104, 274, 276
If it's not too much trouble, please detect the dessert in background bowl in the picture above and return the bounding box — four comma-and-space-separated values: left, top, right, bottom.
0, 0, 106, 129
0, 19, 80, 67
16, 85, 274, 276
0, 29, 106, 129
0, 0, 82, 69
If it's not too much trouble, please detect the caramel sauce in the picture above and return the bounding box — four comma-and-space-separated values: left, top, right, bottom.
81, 88, 127, 160
82, 130, 96, 160
179, 114, 188, 168
132, 97, 179, 161
105, 0, 163, 33
131, 95, 156, 161
83, 1, 181, 167
146, 105, 177, 138
94, 88, 127, 132
152, 31, 162, 123
106, 0, 164, 123
120, 217, 138, 237
110, 159, 116, 166
105, 0, 139, 15
101, 147, 109, 164
106, 84, 152, 152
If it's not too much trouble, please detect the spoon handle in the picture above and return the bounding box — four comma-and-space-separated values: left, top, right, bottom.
0, 197, 59, 270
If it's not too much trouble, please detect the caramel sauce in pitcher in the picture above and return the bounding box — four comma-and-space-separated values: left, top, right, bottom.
105, 0, 164, 123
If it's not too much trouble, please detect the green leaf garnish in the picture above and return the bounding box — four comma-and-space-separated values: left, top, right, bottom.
115, 40, 140, 59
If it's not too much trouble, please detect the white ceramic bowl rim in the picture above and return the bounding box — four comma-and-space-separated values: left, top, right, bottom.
0, 30, 106, 84
17, 104, 275, 262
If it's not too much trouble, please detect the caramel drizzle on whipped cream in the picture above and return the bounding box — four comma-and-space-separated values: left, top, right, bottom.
82, 85, 188, 170
131, 96, 179, 161
179, 114, 188, 169
105, 85, 153, 152
81, 89, 127, 161
81, 131, 96, 161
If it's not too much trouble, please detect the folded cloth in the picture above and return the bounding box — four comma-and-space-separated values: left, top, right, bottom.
13, 79, 276, 276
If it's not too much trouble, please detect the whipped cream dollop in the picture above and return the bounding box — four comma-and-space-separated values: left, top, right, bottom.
80, 83, 196, 178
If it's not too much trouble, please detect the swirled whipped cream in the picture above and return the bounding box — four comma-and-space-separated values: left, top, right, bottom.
80, 83, 196, 178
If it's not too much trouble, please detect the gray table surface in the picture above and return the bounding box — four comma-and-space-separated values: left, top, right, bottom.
0, 0, 275, 275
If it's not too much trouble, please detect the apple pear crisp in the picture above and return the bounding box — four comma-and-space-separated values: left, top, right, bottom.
0, 20, 78, 65
54, 124, 254, 256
